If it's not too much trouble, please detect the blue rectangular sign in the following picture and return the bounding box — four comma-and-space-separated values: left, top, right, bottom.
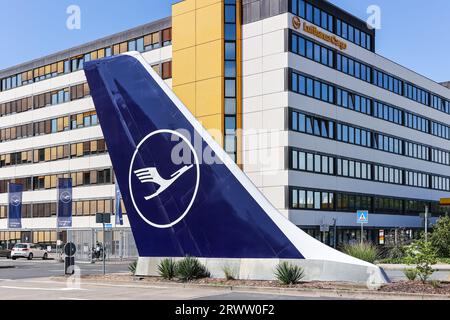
115, 179, 123, 226
57, 178, 73, 228
8, 183, 23, 229
357, 210, 369, 224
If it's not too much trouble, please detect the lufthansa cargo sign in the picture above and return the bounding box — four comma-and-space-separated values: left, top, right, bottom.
292, 17, 347, 51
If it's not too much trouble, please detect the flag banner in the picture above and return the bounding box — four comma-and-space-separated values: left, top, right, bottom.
8, 183, 23, 229
57, 178, 73, 228
115, 178, 123, 226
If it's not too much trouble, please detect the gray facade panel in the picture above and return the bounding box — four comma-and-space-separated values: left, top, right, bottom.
242, 0, 288, 24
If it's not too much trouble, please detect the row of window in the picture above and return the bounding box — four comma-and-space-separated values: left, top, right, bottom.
0, 28, 172, 92
290, 0, 372, 51
0, 83, 89, 118
223, 1, 238, 162
0, 168, 113, 194
290, 187, 445, 216
0, 111, 98, 143
290, 70, 450, 141
290, 149, 450, 191
0, 198, 124, 219
290, 110, 450, 166
151, 61, 173, 80
289, 31, 450, 117
0, 138, 107, 169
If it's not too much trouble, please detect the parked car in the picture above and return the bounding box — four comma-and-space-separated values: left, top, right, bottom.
0, 245, 11, 259
11, 243, 48, 260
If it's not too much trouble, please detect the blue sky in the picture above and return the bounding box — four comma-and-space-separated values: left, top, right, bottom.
0, 0, 449, 82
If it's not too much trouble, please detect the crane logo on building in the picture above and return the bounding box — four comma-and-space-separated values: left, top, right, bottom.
292, 16, 301, 29
128, 129, 200, 229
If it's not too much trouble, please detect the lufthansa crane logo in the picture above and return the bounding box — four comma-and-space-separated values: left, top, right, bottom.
128, 129, 200, 229
10, 195, 21, 207
60, 191, 72, 204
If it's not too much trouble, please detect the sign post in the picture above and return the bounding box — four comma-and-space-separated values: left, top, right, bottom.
357, 210, 369, 244
96, 213, 111, 276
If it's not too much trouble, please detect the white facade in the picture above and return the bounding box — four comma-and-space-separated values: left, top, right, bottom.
241, 11, 450, 238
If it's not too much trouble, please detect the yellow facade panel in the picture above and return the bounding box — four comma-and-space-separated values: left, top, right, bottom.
196, 2, 223, 45
172, 0, 196, 17
172, 12, 196, 51
173, 82, 196, 115
196, 0, 223, 9
198, 114, 223, 145
172, 47, 196, 86
196, 40, 223, 80
195, 78, 222, 117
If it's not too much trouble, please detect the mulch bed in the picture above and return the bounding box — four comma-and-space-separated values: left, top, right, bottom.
379, 281, 450, 295
73, 274, 450, 296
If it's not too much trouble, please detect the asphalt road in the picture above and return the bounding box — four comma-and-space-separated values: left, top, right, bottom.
0, 258, 130, 280
0, 259, 347, 300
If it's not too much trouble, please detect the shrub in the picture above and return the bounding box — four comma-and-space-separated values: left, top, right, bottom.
405, 238, 437, 283
176, 257, 210, 282
386, 245, 406, 260
342, 242, 380, 263
222, 265, 237, 281
430, 215, 450, 258
403, 268, 417, 281
430, 280, 441, 289
275, 262, 305, 285
128, 260, 138, 276
157, 258, 177, 280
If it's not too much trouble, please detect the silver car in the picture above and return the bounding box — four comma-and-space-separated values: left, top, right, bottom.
11, 243, 48, 260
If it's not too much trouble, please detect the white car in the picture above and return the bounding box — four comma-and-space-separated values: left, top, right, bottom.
11, 243, 48, 260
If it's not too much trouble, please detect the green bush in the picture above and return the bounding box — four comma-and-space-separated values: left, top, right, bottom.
128, 260, 138, 276
222, 265, 237, 281
176, 257, 210, 282
403, 268, 417, 281
430, 215, 450, 258
385, 245, 406, 260
342, 242, 380, 263
405, 238, 437, 283
157, 258, 177, 280
275, 262, 305, 285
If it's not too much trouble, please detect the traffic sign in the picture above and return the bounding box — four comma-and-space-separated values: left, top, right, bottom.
440, 198, 450, 206
357, 210, 369, 224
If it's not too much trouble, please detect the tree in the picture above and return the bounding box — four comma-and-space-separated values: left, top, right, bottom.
430, 215, 450, 258
405, 237, 437, 283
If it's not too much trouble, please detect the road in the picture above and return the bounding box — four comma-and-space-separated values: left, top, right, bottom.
1, 258, 449, 300
0, 259, 342, 300
0, 259, 129, 280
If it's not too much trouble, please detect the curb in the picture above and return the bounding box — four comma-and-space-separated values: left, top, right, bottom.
52, 277, 450, 300
378, 264, 450, 271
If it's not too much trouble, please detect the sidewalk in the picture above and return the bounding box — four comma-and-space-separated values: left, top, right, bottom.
53, 275, 450, 300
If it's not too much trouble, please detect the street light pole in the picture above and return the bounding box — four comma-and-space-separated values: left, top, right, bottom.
424, 205, 429, 242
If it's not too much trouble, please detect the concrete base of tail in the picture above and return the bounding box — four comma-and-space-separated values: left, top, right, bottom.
136, 257, 389, 286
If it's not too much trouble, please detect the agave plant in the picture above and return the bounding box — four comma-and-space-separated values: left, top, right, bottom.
176, 256, 210, 282
275, 262, 305, 285
157, 258, 177, 280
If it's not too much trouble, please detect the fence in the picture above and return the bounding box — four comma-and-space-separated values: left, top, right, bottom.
67, 228, 138, 261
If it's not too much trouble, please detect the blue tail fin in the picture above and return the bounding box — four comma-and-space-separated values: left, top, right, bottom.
84, 52, 303, 259
84, 52, 389, 286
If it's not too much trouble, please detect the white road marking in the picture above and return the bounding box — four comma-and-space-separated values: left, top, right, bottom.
0, 286, 88, 291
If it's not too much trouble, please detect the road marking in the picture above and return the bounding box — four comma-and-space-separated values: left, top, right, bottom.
59, 297, 88, 300
0, 286, 88, 291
